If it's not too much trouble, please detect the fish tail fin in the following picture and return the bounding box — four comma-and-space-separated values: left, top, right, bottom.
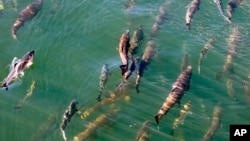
60, 128, 67, 141
154, 115, 160, 125
186, 23, 191, 30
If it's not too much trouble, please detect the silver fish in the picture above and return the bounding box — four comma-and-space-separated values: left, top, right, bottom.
97, 64, 112, 101
198, 39, 215, 74
128, 25, 144, 58
1, 50, 35, 90
214, 0, 231, 24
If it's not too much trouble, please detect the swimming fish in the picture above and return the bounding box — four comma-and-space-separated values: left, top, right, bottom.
135, 40, 156, 93
214, 0, 231, 24
118, 30, 130, 77
1, 50, 35, 90
155, 66, 192, 125
198, 39, 215, 74
185, 0, 200, 30
60, 99, 78, 141
97, 64, 111, 101
12, 0, 43, 39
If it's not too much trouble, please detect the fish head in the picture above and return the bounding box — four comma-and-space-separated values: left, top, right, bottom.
21, 50, 35, 63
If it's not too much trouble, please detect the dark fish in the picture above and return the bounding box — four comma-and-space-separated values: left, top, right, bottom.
135, 40, 156, 93
214, 0, 231, 24
202, 103, 222, 141
227, 0, 243, 20
155, 66, 192, 124
12, 0, 42, 39
185, 0, 200, 30
60, 100, 78, 141
118, 30, 130, 77
198, 39, 215, 74
170, 101, 192, 135
1, 50, 35, 90
128, 25, 144, 58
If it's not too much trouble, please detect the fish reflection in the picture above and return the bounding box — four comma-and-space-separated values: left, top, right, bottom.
170, 101, 192, 135
74, 108, 119, 141
136, 121, 151, 141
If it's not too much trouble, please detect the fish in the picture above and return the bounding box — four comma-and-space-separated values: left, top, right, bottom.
60, 99, 78, 141
214, 0, 232, 24
227, 0, 243, 20
128, 25, 144, 58
74, 109, 119, 141
97, 64, 111, 101
202, 102, 222, 141
1, 50, 35, 90
155, 66, 192, 125
170, 101, 192, 135
198, 39, 215, 74
135, 40, 156, 93
123, 56, 137, 81
136, 121, 151, 141
216, 26, 240, 79
185, 0, 200, 30
12, 0, 43, 39
118, 30, 130, 77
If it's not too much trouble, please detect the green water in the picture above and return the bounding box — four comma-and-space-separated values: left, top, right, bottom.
1, 0, 250, 141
